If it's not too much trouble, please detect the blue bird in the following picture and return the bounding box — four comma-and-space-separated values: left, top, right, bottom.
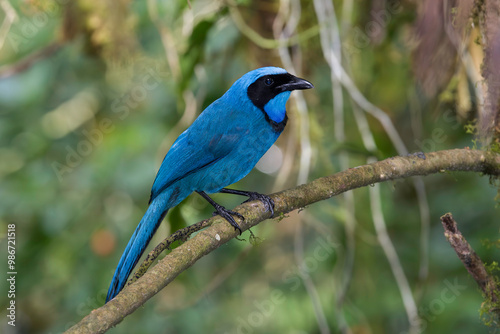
105, 67, 313, 302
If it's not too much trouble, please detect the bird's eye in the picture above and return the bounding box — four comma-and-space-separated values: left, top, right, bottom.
264, 77, 274, 86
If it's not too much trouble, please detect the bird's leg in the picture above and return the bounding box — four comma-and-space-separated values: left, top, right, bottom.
219, 188, 274, 216
196, 191, 244, 234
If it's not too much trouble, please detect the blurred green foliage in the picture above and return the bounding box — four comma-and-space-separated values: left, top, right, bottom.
0, 0, 498, 333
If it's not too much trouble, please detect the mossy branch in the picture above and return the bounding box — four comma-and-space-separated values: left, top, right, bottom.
65, 148, 500, 334
441, 213, 500, 326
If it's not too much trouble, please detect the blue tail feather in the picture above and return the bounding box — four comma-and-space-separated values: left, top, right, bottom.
105, 196, 168, 302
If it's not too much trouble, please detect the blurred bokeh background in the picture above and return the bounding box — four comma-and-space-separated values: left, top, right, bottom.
1, 0, 499, 333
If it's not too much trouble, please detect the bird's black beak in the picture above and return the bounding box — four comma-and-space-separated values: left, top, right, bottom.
277, 74, 314, 92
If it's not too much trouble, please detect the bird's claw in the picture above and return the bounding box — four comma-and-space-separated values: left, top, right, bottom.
242, 192, 275, 216
212, 205, 244, 235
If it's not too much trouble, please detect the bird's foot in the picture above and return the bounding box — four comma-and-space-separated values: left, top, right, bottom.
242, 192, 275, 216
219, 188, 275, 216
212, 204, 244, 235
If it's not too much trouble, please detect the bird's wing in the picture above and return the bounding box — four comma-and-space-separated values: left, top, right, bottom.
149, 108, 245, 203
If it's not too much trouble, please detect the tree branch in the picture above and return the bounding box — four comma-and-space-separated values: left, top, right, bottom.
127, 218, 211, 286
0, 43, 61, 79
440, 213, 500, 324
65, 148, 500, 334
